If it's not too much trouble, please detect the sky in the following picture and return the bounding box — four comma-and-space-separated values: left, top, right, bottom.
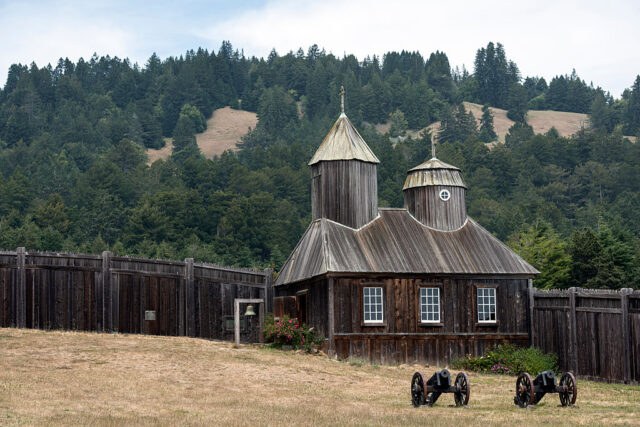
1, 0, 639, 97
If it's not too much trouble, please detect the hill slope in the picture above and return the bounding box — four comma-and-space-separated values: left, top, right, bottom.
146, 107, 258, 162
392, 103, 591, 144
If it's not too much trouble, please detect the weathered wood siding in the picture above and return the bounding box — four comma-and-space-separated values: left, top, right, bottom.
404, 186, 466, 231
328, 276, 529, 365
0, 249, 271, 344
532, 288, 640, 384
311, 160, 377, 229
275, 278, 329, 337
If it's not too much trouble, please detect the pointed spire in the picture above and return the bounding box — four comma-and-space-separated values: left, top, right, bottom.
431, 140, 436, 159
308, 112, 379, 166
340, 85, 345, 114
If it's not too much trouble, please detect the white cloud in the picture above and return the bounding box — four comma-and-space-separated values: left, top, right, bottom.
0, 1, 137, 80
197, 0, 640, 96
1, 0, 638, 97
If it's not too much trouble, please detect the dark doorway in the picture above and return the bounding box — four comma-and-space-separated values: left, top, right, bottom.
296, 290, 308, 325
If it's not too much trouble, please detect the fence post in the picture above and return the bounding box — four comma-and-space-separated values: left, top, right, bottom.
184, 258, 195, 337
102, 251, 112, 332
16, 247, 26, 328
568, 287, 578, 375
528, 280, 535, 347
263, 268, 274, 313
621, 288, 632, 384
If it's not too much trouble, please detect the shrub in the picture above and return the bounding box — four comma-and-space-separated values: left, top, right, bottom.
452, 343, 558, 375
263, 314, 324, 352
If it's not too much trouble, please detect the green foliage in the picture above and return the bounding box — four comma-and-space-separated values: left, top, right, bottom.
263, 314, 324, 352
508, 221, 570, 289
478, 104, 497, 142
0, 41, 638, 286
452, 343, 558, 375
507, 83, 528, 122
439, 103, 477, 143
388, 109, 408, 137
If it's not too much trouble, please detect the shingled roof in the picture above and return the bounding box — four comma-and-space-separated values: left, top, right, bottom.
275, 208, 538, 286
403, 157, 467, 190
308, 113, 380, 165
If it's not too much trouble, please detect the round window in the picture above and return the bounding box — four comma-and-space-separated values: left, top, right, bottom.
439, 189, 451, 201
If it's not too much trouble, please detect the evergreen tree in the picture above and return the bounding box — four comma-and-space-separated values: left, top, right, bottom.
171, 111, 201, 163
508, 221, 571, 289
623, 75, 640, 135
478, 104, 497, 142
388, 109, 408, 137
507, 83, 528, 122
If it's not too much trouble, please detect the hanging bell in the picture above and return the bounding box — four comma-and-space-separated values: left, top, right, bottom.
244, 304, 256, 316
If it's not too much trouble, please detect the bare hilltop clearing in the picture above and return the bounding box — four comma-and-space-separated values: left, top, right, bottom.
1, 328, 638, 425
378, 103, 606, 145
146, 107, 258, 163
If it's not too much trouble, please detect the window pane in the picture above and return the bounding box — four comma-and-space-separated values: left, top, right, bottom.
364, 287, 383, 323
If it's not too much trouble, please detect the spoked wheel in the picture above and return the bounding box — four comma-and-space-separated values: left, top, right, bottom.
559, 372, 577, 407
515, 372, 535, 408
454, 372, 470, 407
411, 372, 426, 407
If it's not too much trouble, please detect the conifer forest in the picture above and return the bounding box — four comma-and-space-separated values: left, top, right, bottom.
1, 41, 640, 290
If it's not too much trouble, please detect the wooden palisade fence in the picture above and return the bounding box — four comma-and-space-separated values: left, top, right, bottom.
531, 287, 640, 384
0, 248, 273, 342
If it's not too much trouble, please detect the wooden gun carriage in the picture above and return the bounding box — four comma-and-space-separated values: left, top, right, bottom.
514, 370, 577, 407
411, 369, 470, 407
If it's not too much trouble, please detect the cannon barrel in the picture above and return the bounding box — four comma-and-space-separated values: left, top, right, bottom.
426, 368, 451, 389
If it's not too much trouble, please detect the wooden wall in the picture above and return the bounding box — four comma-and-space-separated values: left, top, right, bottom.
532, 287, 640, 384
328, 275, 529, 365
0, 248, 272, 343
275, 278, 329, 337
404, 185, 466, 231
311, 160, 377, 229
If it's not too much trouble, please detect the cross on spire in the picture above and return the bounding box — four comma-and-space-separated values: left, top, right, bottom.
340, 86, 345, 114
432, 141, 436, 158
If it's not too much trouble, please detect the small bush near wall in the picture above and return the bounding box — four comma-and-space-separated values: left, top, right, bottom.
452, 344, 558, 375
263, 314, 324, 352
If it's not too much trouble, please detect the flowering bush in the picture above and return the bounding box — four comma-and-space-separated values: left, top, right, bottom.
452, 343, 557, 375
263, 314, 324, 352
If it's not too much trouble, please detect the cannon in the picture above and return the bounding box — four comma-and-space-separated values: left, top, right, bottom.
411, 369, 470, 407
513, 370, 577, 407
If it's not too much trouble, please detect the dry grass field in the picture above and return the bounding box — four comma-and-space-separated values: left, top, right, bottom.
1, 328, 638, 426
145, 107, 258, 163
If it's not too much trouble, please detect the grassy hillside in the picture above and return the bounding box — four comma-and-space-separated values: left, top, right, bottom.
1, 328, 638, 425
146, 107, 258, 162
385, 103, 591, 144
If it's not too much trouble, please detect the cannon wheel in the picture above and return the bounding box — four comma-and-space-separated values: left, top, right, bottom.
411, 372, 426, 407
559, 372, 577, 407
454, 372, 470, 407
515, 372, 535, 408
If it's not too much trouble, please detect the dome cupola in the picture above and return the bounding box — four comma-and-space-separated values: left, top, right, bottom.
403, 157, 467, 231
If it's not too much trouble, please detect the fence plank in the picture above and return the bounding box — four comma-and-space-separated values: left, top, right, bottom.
621, 288, 631, 383
568, 287, 578, 375
16, 247, 26, 328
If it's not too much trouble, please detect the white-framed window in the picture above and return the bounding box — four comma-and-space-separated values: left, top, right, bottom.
439, 189, 451, 201
419, 287, 440, 323
477, 287, 497, 323
363, 287, 384, 324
